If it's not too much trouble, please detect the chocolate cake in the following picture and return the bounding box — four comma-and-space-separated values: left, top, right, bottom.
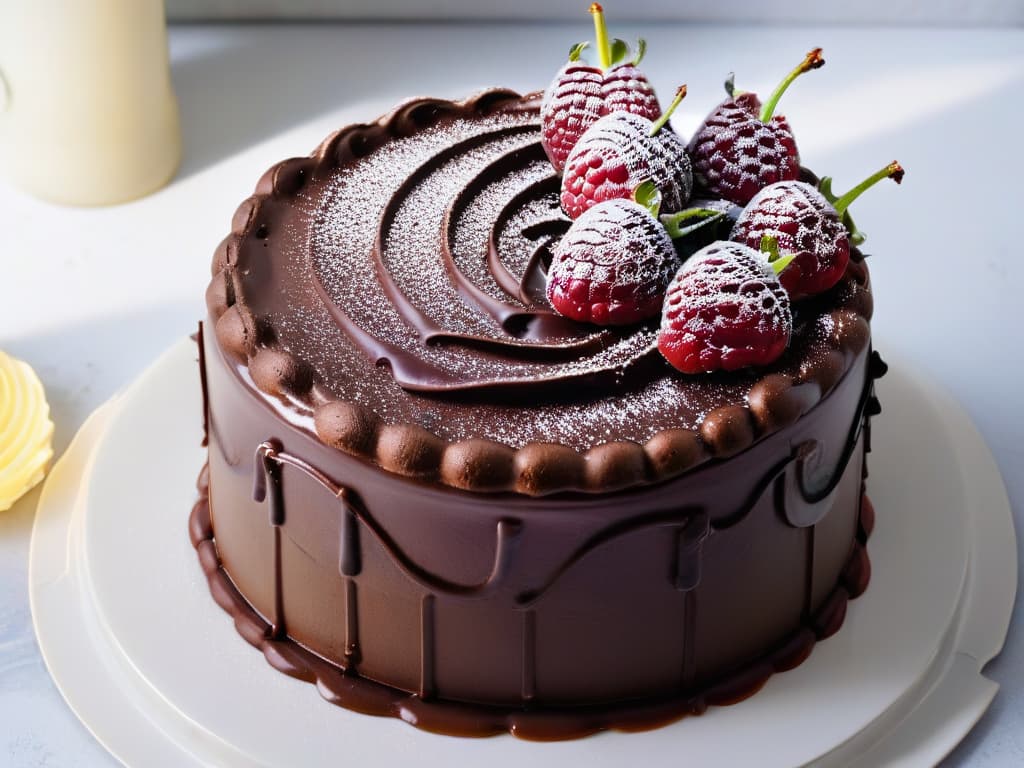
193, 86, 885, 739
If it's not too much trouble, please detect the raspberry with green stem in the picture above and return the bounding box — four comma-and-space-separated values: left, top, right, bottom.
658, 241, 793, 373
688, 48, 825, 205
561, 84, 692, 219
540, 4, 661, 173
731, 161, 905, 298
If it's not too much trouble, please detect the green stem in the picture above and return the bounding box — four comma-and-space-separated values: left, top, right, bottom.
831, 161, 905, 217
660, 207, 725, 239
649, 85, 687, 136
758, 48, 824, 123
772, 254, 796, 275
631, 38, 647, 66
633, 180, 662, 217
590, 3, 612, 70
760, 234, 795, 274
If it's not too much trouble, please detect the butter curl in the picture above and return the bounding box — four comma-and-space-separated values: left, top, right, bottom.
0, 351, 54, 511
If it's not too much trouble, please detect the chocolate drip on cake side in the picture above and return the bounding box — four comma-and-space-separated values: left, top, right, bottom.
191, 476, 876, 739
233, 368, 876, 721
253, 441, 287, 638
339, 495, 362, 668
245, 386, 866, 615
673, 511, 709, 689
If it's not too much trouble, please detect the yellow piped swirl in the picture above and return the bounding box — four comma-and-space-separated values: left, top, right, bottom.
0, 350, 54, 511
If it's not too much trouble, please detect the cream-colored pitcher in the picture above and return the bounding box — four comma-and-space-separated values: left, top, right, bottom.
0, 0, 181, 206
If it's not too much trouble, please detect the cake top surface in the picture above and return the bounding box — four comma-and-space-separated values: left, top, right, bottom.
208, 89, 873, 495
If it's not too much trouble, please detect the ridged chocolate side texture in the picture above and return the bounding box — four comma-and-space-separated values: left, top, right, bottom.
205, 89, 874, 495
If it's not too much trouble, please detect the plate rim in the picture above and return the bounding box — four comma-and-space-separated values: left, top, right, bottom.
29, 336, 1016, 768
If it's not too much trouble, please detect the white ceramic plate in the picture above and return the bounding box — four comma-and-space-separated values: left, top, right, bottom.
29, 338, 1016, 767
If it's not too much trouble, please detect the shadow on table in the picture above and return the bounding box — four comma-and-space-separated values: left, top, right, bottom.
169, 22, 530, 181
4, 301, 199, 464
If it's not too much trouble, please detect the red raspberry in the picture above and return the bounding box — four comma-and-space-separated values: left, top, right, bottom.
601, 63, 661, 116
688, 49, 823, 206
540, 5, 661, 173
731, 162, 904, 299
731, 181, 848, 299
688, 113, 799, 206
697, 90, 762, 125
547, 198, 679, 326
541, 62, 660, 174
658, 242, 792, 373
560, 95, 692, 220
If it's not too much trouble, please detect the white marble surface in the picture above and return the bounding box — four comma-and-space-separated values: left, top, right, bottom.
1, 21, 1022, 767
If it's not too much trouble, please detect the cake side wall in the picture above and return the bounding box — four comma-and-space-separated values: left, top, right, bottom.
201, 324, 870, 707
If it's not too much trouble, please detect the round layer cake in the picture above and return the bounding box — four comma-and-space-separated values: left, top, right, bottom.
194, 89, 882, 739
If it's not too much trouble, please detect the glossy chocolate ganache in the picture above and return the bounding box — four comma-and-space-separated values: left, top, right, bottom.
197, 89, 883, 738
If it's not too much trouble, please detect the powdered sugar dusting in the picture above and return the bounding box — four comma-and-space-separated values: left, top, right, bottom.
541, 63, 605, 171
245, 101, 849, 450
601, 64, 660, 118
310, 112, 656, 386
688, 97, 800, 205
540, 61, 661, 173
451, 158, 554, 305
732, 182, 834, 252
494, 193, 563, 292
547, 199, 679, 325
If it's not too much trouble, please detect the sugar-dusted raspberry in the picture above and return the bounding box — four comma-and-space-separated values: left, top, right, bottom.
732, 181, 846, 298
732, 162, 904, 299
688, 49, 823, 205
539, 5, 661, 172
547, 198, 679, 326
658, 241, 792, 373
688, 114, 800, 207
561, 89, 692, 220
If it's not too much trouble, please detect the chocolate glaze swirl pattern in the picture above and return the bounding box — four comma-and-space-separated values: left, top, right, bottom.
311, 122, 658, 392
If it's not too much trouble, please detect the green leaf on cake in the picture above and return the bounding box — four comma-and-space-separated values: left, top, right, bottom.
659, 207, 726, 239
819, 176, 867, 246
633, 180, 662, 218
568, 41, 590, 62
632, 38, 647, 66
608, 38, 630, 67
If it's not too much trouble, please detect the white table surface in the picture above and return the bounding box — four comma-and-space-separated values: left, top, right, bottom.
1, 21, 1022, 767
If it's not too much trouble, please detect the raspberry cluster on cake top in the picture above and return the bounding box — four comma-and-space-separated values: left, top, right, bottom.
208, 4, 901, 496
